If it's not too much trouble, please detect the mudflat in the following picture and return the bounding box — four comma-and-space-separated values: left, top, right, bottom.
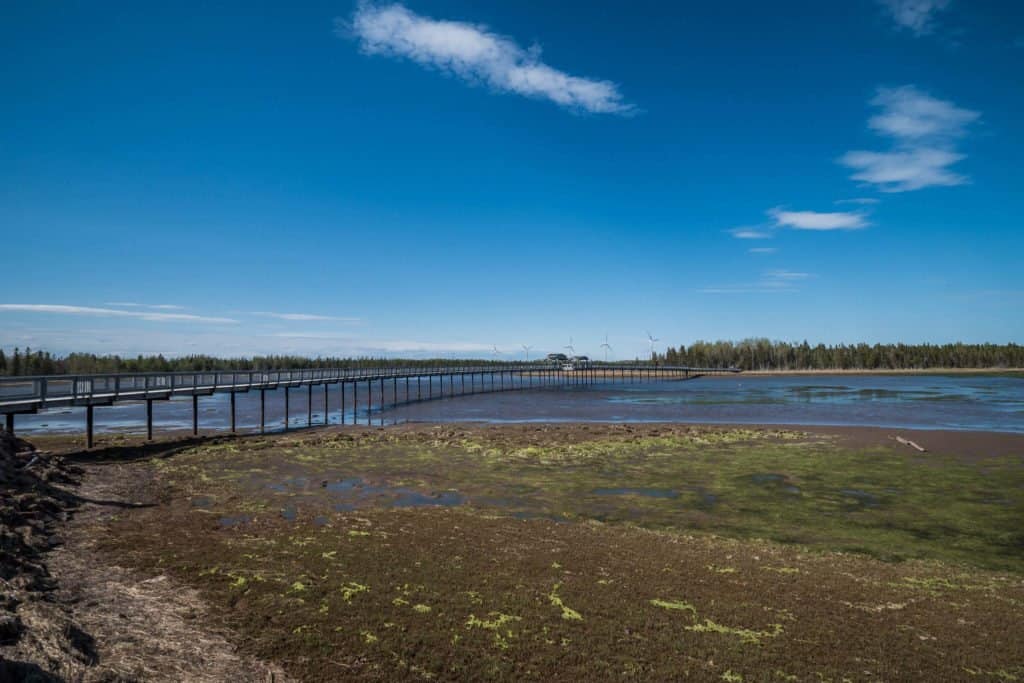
8, 423, 1024, 681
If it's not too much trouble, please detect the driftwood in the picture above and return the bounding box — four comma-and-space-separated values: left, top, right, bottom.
894, 435, 927, 452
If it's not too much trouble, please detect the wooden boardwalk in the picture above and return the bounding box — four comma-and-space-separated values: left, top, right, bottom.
0, 363, 739, 447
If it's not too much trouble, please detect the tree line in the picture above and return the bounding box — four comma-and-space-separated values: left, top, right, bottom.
657, 339, 1023, 371
0, 349, 514, 376
0, 341, 1020, 376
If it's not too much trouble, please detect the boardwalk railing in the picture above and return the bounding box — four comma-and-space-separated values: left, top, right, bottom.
0, 363, 739, 446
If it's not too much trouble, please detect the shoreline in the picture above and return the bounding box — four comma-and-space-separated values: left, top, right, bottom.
25, 420, 1024, 457
731, 367, 1024, 376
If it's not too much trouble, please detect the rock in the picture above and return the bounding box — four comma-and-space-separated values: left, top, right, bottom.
0, 613, 24, 644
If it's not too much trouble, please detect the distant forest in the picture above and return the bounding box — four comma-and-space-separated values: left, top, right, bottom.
656, 340, 1023, 371
0, 340, 1021, 376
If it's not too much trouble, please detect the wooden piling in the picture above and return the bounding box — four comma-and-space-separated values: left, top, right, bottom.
86, 404, 94, 449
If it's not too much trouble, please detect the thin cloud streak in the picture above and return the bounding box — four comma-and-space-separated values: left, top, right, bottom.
250, 311, 361, 322
342, 3, 633, 114
105, 302, 186, 310
769, 208, 868, 231
729, 227, 772, 239
698, 269, 813, 294
0, 304, 238, 324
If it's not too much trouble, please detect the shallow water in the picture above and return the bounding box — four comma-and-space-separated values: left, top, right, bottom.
12, 373, 1024, 435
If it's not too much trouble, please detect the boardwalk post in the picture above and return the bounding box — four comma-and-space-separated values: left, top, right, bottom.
393, 377, 397, 408
4, 413, 12, 435
323, 384, 328, 425
352, 382, 358, 424
417, 376, 421, 401
230, 392, 237, 434
284, 387, 290, 432
406, 377, 409, 403
341, 382, 346, 425
367, 380, 372, 426
192, 394, 198, 436
146, 399, 153, 441
260, 389, 266, 434
307, 384, 312, 427
86, 405, 94, 449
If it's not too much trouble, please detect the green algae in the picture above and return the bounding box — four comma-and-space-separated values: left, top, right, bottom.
340, 582, 369, 602
549, 583, 583, 621
686, 619, 784, 645
158, 426, 1024, 572
650, 598, 698, 615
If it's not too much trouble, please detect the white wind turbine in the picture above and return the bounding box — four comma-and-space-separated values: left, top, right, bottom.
564, 336, 576, 357
492, 345, 502, 361
646, 331, 659, 361
600, 334, 612, 362
521, 344, 533, 362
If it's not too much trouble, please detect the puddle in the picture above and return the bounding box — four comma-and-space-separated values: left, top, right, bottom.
313, 515, 329, 527
692, 487, 719, 509
219, 514, 252, 528
841, 489, 882, 508
749, 473, 801, 496
325, 477, 466, 510
592, 487, 679, 499
281, 505, 298, 521
325, 478, 364, 493
191, 496, 214, 509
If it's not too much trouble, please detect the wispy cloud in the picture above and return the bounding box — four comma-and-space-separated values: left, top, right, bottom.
698, 269, 813, 294
729, 227, 772, 239
748, 247, 777, 254
769, 208, 868, 231
0, 304, 238, 324
105, 302, 186, 310
835, 197, 880, 206
342, 3, 633, 115
877, 0, 951, 36
250, 311, 361, 322
840, 85, 979, 192
867, 86, 977, 140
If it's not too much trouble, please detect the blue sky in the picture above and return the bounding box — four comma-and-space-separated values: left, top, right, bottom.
2, 0, 1022, 360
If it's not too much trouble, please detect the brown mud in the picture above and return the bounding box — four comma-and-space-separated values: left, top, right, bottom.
5, 423, 1024, 681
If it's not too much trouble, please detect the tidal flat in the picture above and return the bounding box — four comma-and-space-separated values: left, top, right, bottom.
54, 424, 1024, 680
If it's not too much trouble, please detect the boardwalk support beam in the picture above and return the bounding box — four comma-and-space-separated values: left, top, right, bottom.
86, 405, 94, 449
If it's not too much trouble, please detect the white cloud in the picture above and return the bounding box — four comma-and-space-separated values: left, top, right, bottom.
878, 0, 951, 36
834, 197, 880, 205
250, 311, 360, 322
769, 208, 868, 231
105, 302, 186, 310
840, 85, 978, 192
729, 227, 772, 239
0, 304, 238, 324
868, 86, 978, 141
343, 3, 633, 114
841, 147, 967, 192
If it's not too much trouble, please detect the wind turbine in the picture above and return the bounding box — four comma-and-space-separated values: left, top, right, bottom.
564, 336, 576, 357
492, 345, 502, 361
521, 344, 533, 362
646, 331, 659, 361
600, 334, 612, 362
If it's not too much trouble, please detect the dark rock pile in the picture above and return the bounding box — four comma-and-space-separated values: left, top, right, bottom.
0, 429, 87, 680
